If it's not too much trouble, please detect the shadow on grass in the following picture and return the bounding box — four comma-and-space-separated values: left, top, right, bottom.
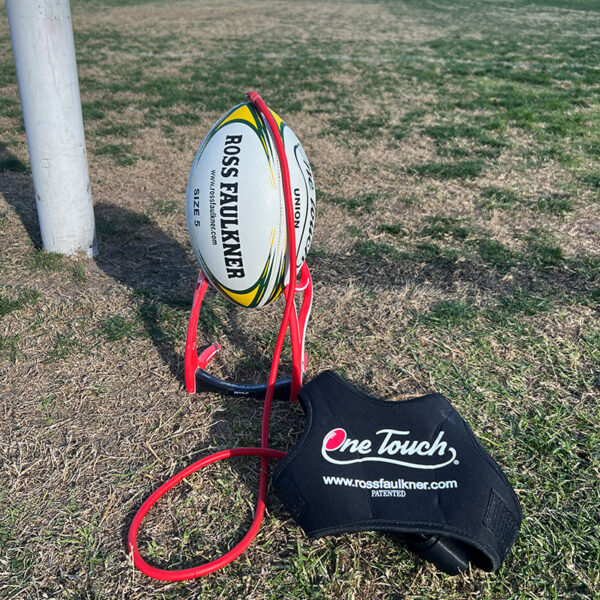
93, 197, 598, 383
309, 230, 599, 325
93, 202, 288, 388
91, 204, 307, 572
94, 201, 197, 384
0, 142, 42, 248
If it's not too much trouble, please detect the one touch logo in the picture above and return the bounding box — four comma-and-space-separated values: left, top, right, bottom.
321, 427, 457, 470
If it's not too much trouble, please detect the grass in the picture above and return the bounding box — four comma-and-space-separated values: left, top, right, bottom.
48, 332, 83, 362
407, 160, 485, 179
495, 286, 554, 317
0, 0, 599, 598
480, 187, 521, 210
420, 215, 472, 240
328, 114, 388, 139
71, 264, 88, 283
92, 142, 137, 166
526, 237, 565, 268
0, 333, 20, 362
475, 238, 519, 270
378, 223, 407, 237
0, 287, 40, 318
354, 239, 399, 259
99, 315, 138, 341
0, 155, 28, 173
415, 299, 478, 328
151, 199, 182, 216
535, 194, 573, 215
28, 250, 65, 272
323, 192, 378, 212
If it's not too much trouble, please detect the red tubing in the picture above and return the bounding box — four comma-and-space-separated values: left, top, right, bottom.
184, 273, 210, 394
249, 90, 303, 403
128, 91, 301, 581
127, 448, 286, 580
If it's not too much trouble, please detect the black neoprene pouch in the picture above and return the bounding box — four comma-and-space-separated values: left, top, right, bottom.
273, 371, 521, 573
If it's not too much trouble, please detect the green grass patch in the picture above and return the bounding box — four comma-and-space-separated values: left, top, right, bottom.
582, 286, 600, 307
524, 0, 600, 9
407, 160, 485, 178
71, 264, 88, 283
94, 122, 138, 138
328, 114, 388, 139
420, 215, 472, 240
354, 240, 398, 259
495, 286, 554, 317
424, 123, 506, 158
475, 238, 518, 270
567, 254, 600, 283
47, 333, 82, 362
100, 316, 138, 341
482, 117, 507, 132
480, 187, 521, 210
167, 112, 199, 127
581, 173, 600, 190
398, 195, 419, 205
434, 145, 472, 158
0, 97, 21, 119
412, 242, 461, 268
525, 237, 565, 268
93, 143, 137, 166
0, 155, 28, 173
0, 288, 40, 318
151, 199, 181, 216
378, 223, 407, 237
136, 300, 187, 344
81, 100, 106, 121
0, 334, 19, 363
417, 299, 478, 328
584, 138, 600, 159
424, 123, 483, 141
29, 251, 64, 272
535, 194, 573, 214
325, 192, 378, 212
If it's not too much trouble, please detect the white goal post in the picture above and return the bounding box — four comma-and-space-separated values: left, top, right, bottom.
6, 0, 96, 256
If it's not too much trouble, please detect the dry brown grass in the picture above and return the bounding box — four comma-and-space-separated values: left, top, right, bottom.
1, 0, 599, 598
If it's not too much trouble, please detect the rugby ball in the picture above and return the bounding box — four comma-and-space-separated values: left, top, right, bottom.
186, 101, 316, 308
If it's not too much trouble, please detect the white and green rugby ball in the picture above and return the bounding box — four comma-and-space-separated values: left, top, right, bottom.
186, 102, 316, 308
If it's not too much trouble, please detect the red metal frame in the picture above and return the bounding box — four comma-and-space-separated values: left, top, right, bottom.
129, 91, 312, 580
184, 263, 312, 399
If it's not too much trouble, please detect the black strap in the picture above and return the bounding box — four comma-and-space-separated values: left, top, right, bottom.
273, 371, 521, 573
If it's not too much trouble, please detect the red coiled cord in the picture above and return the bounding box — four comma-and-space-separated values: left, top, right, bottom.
127, 91, 301, 580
